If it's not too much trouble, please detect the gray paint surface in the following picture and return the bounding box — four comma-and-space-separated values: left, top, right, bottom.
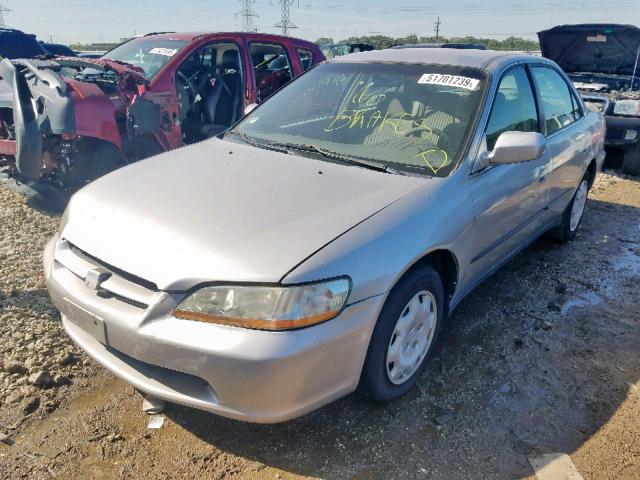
45, 49, 606, 422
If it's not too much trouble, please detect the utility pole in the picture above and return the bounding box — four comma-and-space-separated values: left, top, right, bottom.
237, 0, 258, 32
0, 1, 12, 28
275, 0, 298, 36
434, 16, 441, 40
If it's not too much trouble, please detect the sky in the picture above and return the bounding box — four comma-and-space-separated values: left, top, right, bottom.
8, 0, 640, 45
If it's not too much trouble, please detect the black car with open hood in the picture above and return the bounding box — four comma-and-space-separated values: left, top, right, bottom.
538, 24, 640, 175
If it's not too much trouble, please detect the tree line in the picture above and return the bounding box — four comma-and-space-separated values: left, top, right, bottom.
315, 35, 540, 51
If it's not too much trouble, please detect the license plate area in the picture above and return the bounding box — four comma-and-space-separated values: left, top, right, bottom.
62, 297, 109, 345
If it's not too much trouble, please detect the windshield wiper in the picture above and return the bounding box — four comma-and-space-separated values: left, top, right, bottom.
225, 130, 290, 154
268, 142, 404, 175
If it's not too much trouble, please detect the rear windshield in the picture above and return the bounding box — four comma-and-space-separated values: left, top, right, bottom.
103, 38, 188, 79
233, 62, 486, 177
0, 32, 46, 59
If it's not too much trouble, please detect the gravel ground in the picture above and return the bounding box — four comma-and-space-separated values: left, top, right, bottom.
0, 187, 104, 434
0, 170, 639, 479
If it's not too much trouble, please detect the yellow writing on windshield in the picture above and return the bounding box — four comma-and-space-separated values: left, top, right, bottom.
324, 110, 414, 133
416, 149, 449, 174
352, 82, 386, 108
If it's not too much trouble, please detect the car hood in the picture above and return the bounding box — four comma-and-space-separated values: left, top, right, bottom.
537, 24, 640, 76
63, 138, 426, 290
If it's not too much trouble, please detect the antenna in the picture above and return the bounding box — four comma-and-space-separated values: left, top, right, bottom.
632, 45, 640, 92
0, 1, 12, 28
434, 16, 441, 40
274, 0, 298, 36
237, 0, 258, 32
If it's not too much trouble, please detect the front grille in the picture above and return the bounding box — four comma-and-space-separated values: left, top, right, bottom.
54, 239, 159, 309
68, 243, 158, 292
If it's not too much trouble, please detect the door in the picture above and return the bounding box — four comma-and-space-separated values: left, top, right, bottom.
530, 66, 591, 217
467, 65, 552, 278
173, 41, 244, 141
249, 42, 294, 103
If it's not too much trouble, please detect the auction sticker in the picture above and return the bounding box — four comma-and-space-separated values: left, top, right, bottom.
418, 73, 480, 90
149, 47, 178, 57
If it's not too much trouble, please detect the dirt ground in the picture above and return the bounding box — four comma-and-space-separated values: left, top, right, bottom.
1, 168, 639, 479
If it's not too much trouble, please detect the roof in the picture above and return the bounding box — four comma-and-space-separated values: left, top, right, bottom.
330, 47, 542, 71
145, 31, 316, 45
390, 43, 487, 50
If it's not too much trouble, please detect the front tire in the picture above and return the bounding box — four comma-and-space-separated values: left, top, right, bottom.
358, 266, 444, 401
622, 144, 640, 176
62, 141, 124, 189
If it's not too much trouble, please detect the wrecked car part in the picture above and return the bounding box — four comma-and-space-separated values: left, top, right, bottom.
0, 59, 43, 180
128, 97, 163, 135
0, 33, 325, 190
538, 24, 640, 175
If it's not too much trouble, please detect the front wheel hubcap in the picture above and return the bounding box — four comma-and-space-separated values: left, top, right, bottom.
570, 180, 588, 232
386, 290, 437, 385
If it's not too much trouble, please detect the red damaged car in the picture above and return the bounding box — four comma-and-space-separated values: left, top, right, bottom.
0, 32, 324, 187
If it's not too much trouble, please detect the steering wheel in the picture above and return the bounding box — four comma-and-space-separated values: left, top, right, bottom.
176, 70, 198, 106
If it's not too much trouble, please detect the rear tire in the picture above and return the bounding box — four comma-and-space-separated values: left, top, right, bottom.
548, 174, 589, 242
622, 144, 640, 176
358, 266, 444, 402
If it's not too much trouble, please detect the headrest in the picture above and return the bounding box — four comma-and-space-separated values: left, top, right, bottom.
220, 50, 240, 71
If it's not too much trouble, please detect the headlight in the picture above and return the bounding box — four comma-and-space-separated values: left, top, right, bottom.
174, 277, 351, 331
613, 99, 640, 117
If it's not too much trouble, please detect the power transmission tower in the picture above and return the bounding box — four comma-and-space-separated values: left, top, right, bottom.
237, 0, 258, 32
275, 0, 298, 36
434, 16, 441, 40
0, 1, 12, 28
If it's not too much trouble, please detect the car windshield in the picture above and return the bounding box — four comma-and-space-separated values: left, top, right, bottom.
103, 38, 188, 79
232, 62, 486, 177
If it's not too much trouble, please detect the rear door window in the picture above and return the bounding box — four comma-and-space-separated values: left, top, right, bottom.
485, 66, 539, 150
250, 43, 293, 101
297, 48, 313, 72
531, 67, 579, 135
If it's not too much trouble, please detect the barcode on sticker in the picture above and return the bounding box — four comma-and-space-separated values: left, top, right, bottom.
586, 34, 606, 42
149, 47, 178, 57
417, 74, 480, 90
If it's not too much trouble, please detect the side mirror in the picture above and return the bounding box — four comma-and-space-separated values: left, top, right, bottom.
244, 103, 258, 115
488, 131, 546, 165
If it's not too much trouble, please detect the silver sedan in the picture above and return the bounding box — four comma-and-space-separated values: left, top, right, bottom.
44, 47, 605, 423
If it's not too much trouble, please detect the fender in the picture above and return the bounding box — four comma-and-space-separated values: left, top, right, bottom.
66, 79, 122, 149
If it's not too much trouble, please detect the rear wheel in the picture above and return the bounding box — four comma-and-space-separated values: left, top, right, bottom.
548, 174, 589, 242
622, 144, 640, 176
358, 266, 444, 401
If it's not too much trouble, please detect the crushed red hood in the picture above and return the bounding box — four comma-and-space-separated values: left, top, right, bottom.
56, 57, 148, 83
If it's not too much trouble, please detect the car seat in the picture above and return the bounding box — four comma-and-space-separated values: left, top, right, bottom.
183, 49, 242, 138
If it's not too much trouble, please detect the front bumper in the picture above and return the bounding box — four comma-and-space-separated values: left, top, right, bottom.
44, 235, 384, 423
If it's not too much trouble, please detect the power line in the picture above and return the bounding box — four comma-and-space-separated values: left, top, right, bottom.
274, 0, 298, 36
0, 1, 12, 27
434, 16, 441, 40
236, 0, 258, 32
